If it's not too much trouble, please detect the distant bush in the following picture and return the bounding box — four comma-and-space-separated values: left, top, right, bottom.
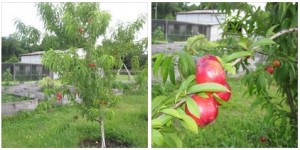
152, 26, 165, 44
38, 77, 55, 90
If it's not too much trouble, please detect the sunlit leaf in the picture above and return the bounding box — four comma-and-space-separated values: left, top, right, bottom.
186, 97, 200, 118
152, 129, 164, 146
187, 82, 230, 94
160, 108, 182, 119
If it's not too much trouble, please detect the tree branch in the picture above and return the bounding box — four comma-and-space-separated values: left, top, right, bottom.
173, 99, 186, 109
155, 98, 186, 120
270, 28, 298, 40
232, 28, 298, 66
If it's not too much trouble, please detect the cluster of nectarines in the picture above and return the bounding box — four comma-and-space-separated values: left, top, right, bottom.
185, 55, 231, 127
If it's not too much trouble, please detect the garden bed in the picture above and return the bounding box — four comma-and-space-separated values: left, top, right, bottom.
1, 93, 29, 103
2, 97, 38, 116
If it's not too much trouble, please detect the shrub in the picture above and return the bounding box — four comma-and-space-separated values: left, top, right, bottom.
38, 77, 55, 90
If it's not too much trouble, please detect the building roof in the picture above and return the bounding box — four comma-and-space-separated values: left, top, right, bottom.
152, 19, 219, 26
176, 9, 224, 15
20, 51, 45, 56
20, 48, 85, 57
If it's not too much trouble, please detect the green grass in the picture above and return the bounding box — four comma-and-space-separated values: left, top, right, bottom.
181, 78, 292, 148
1, 95, 147, 148
152, 77, 295, 148
115, 75, 136, 82
1, 93, 30, 103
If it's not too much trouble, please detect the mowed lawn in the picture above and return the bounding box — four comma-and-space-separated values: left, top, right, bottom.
182, 77, 290, 148
1, 94, 147, 148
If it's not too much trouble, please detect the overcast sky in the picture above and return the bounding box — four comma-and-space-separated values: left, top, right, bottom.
1, 2, 148, 42
1, 2, 265, 40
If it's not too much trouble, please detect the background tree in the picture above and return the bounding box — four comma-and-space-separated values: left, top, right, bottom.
152, 2, 186, 20
1, 34, 27, 62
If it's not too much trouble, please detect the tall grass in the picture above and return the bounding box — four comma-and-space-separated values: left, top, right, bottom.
1, 95, 147, 148
182, 78, 290, 147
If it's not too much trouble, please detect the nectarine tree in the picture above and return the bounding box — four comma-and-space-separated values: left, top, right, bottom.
14, 2, 147, 148
152, 2, 297, 147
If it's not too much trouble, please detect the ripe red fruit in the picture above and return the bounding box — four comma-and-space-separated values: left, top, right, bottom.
272, 60, 280, 67
215, 82, 231, 105
78, 28, 84, 33
56, 92, 62, 101
265, 66, 274, 74
260, 136, 267, 143
185, 95, 218, 127
88, 63, 96, 68
196, 55, 226, 84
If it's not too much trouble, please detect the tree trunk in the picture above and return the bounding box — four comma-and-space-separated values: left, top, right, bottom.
285, 82, 297, 139
100, 118, 106, 148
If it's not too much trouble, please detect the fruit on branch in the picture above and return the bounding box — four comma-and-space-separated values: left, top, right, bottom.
272, 59, 280, 67
185, 95, 218, 127
215, 82, 232, 105
88, 63, 96, 68
56, 91, 62, 101
78, 28, 84, 33
260, 136, 267, 143
196, 55, 226, 84
265, 66, 274, 74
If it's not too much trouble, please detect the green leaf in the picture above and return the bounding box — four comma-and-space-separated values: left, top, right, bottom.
238, 41, 248, 50
177, 51, 195, 78
168, 60, 176, 85
250, 97, 263, 111
163, 133, 182, 148
223, 51, 252, 63
187, 82, 230, 94
266, 24, 279, 38
153, 54, 164, 76
178, 109, 198, 134
224, 63, 236, 75
152, 119, 162, 128
175, 75, 195, 101
250, 38, 276, 49
152, 129, 164, 146
177, 53, 188, 78
161, 56, 172, 83
212, 93, 229, 106
155, 114, 173, 126
258, 73, 266, 91
197, 92, 209, 98
152, 96, 167, 116
185, 97, 200, 118
160, 108, 182, 119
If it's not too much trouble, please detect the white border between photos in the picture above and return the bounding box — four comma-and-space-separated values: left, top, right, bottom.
0, 0, 299, 149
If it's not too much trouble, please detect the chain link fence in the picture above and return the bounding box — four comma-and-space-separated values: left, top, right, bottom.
2, 63, 52, 81
152, 19, 213, 42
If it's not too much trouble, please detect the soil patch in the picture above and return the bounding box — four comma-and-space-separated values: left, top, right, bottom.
79, 138, 132, 148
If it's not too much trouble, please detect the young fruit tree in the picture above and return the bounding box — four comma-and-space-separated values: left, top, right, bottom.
13, 2, 147, 148
152, 2, 297, 147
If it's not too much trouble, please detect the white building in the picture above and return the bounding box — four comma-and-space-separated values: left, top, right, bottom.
176, 10, 226, 41
20, 51, 45, 64
20, 48, 85, 79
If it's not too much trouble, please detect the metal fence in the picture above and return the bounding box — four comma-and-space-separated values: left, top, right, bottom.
2, 63, 52, 81
152, 19, 212, 42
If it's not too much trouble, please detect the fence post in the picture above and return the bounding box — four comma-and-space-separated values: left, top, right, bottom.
13, 63, 16, 81
165, 20, 168, 42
